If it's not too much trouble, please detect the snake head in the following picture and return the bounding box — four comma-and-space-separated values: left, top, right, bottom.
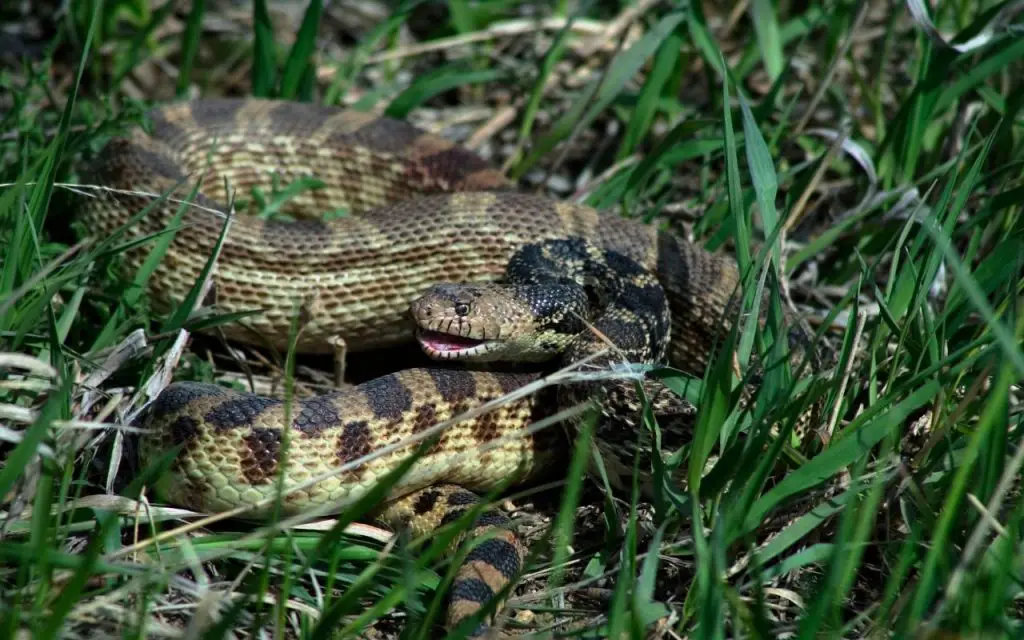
410, 283, 580, 363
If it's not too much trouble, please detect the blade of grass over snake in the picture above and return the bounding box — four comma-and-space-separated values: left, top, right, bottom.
159, 201, 231, 338
255, 310, 306, 629
305, 446, 437, 640
90, 178, 201, 352
421, 489, 526, 639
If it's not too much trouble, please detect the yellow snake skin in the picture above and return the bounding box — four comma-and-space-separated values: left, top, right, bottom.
77, 98, 789, 636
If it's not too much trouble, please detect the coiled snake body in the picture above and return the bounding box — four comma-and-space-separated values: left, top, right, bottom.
79, 98, 782, 635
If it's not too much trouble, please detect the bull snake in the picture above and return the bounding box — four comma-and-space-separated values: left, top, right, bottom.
77, 97, 815, 636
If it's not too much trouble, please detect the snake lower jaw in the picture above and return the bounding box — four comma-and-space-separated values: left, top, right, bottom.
416, 329, 503, 361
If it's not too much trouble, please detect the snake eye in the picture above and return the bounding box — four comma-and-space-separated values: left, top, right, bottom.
454, 302, 470, 316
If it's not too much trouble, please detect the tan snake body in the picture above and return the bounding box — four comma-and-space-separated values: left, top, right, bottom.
77, 98, 776, 636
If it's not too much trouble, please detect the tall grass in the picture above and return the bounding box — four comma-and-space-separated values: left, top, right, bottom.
1, 0, 1022, 637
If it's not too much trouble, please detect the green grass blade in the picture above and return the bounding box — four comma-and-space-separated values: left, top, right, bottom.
385, 66, 507, 119
739, 93, 780, 270
175, 0, 205, 96
906, 321, 1021, 626
749, 0, 784, 81
741, 379, 941, 535
504, 4, 583, 171
617, 24, 683, 161
721, 58, 752, 279
279, 0, 322, 100
511, 9, 686, 179
251, 0, 276, 96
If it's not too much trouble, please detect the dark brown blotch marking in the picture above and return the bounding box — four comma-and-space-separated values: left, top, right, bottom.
470, 412, 502, 444
153, 382, 228, 416
362, 375, 413, 421
528, 396, 566, 459
448, 399, 475, 422
450, 577, 497, 608
602, 248, 650, 278
412, 404, 438, 434
188, 98, 246, 131
428, 368, 476, 404
654, 229, 687, 288
167, 415, 200, 446
266, 101, 343, 137
204, 395, 281, 430
240, 427, 281, 484
589, 315, 648, 355
326, 118, 423, 154
615, 279, 670, 353
442, 509, 510, 529
445, 489, 481, 507
293, 395, 342, 435
494, 372, 537, 396
463, 538, 521, 580
337, 420, 372, 464
147, 108, 187, 143
129, 147, 187, 182
418, 146, 495, 183
413, 488, 441, 515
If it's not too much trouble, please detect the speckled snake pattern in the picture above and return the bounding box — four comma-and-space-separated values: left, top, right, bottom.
77, 98, 806, 636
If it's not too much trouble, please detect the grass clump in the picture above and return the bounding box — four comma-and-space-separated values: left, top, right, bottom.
1, 0, 1023, 637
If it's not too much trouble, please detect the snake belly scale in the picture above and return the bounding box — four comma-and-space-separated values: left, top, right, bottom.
78, 98, 752, 635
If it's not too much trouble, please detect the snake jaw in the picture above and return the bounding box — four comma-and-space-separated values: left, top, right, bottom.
416, 329, 503, 360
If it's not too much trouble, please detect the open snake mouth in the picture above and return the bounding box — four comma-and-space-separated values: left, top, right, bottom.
416, 330, 498, 360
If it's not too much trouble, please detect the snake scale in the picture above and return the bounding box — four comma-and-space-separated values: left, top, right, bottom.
77, 98, 801, 635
